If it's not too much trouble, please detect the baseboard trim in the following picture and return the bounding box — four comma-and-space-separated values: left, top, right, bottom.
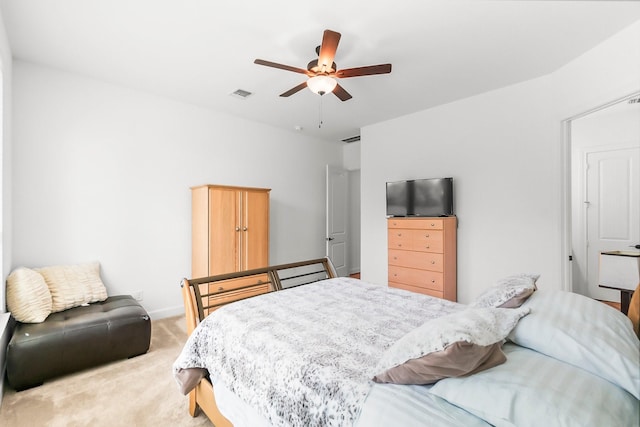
147, 305, 184, 320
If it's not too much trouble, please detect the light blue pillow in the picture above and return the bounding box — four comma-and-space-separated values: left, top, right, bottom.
430, 344, 639, 427
508, 289, 640, 399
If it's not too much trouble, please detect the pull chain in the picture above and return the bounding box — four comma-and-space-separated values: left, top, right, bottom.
318, 95, 324, 128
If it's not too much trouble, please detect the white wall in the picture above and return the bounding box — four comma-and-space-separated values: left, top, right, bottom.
11, 61, 342, 318
362, 77, 556, 302
0, 6, 12, 407
343, 141, 361, 170
348, 169, 361, 274
361, 20, 640, 303
343, 141, 361, 274
0, 5, 12, 314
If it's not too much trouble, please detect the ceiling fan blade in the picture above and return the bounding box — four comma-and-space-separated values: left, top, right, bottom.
317, 30, 341, 72
254, 59, 312, 75
335, 64, 392, 78
280, 82, 308, 97
333, 83, 352, 101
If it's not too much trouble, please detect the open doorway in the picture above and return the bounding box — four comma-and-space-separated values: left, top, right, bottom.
325, 165, 361, 277
567, 93, 640, 303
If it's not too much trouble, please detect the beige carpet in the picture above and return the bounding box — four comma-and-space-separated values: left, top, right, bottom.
0, 315, 213, 427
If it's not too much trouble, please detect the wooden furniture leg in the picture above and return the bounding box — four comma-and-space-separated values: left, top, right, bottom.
188, 389, 198, 417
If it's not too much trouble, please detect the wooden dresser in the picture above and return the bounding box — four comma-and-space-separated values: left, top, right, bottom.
191, 184, 271, 311
387, 216, 457, 301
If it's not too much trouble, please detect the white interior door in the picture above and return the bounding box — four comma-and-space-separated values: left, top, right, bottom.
586, 146, 640, 300
326, 165, 349, 277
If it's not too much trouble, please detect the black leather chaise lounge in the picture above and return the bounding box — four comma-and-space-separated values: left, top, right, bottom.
6, 295, 151, 391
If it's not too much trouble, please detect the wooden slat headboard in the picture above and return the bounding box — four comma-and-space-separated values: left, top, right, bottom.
181, 257, 337, 335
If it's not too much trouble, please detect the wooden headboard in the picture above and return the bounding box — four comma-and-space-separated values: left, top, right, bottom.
181, 257, 337, 335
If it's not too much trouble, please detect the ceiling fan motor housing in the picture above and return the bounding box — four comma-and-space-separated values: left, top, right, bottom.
307, 59, 337, 75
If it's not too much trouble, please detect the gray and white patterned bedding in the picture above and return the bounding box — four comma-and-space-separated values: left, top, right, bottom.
174, 278, 640, 427
173, 277, 465, 427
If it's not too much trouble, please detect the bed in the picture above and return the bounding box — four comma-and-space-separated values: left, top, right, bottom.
173, 258, 640, 427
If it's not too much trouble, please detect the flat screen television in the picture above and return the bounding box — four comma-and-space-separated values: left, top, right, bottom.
386, 177, 454, 217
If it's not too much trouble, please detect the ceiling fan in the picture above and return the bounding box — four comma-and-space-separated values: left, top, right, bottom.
254, 29, 392, 101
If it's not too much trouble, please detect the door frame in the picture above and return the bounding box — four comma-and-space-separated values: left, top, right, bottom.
560, 91, 640, 293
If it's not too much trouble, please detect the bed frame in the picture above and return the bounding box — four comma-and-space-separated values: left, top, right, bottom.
180, 257, 337, 424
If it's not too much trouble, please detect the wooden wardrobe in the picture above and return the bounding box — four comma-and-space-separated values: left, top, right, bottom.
191, 185, 270, 278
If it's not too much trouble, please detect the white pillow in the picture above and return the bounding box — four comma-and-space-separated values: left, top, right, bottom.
430, 344, 639, 427
373, 307, 530, 384
36, 261, 108, 312
6, 267, 52, 323
472, 274, 539, 308
508, 289, 640, 399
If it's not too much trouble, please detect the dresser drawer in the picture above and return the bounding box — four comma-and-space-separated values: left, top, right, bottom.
411, 229, 443, 253
208, 274, 270, 293
388, 219, 408, 229
413, 219, 443, 230
388, 265, 443, 291
388, 218, 443, 230
388, 229, 412, 249
207, 283, 270, 311
388, 229, 444, 253
389, 249, 429, 268
388, 250, 443, 272
423, 253, 444, 272
389, 281, 444, 299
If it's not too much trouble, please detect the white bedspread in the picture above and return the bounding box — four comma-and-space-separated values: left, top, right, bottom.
173, 277, 464, 427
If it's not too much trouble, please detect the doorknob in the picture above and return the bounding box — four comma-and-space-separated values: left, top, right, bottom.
326, 237, 335, 241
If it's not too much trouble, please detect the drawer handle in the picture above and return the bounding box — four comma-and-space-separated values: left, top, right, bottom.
393, 256, 397, 260
397, 233, 402, 237
398, 244, 402, 247
425, 234, 429, 238
431, 261, 435, 264
393, 273, 398, 277
431, 223, 435, 226
431, 279, 436, 283
218, 286, 224, 291
425, 245, 430, 249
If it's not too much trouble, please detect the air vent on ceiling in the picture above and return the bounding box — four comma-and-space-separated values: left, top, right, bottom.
628, 97, 640, 104
230, 89, 253, 99
341, 135, 361, 143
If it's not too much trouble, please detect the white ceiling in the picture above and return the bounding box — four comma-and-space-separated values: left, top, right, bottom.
2, 0, 640, 143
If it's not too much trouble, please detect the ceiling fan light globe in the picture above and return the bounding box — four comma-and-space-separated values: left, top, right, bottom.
307, 75, 337, 95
